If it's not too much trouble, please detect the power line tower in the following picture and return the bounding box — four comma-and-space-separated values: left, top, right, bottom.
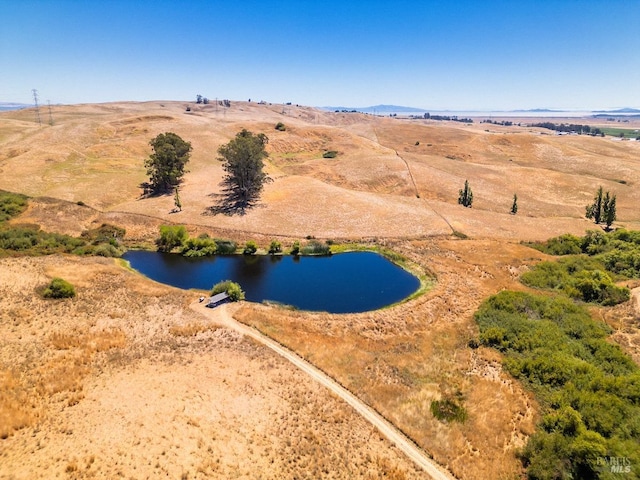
32, 89, 42, 126
47, 100, 54, 125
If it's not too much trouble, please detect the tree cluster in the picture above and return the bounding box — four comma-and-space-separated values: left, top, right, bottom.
585, 186, 617, 229
481, 119, 514, 126
531, 122, 604, 136
156, 226, 239, 256
424, 113, 473, 123
458, 180, 473, 207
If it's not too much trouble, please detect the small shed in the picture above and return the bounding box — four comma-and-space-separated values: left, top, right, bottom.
206, 292, 230, 308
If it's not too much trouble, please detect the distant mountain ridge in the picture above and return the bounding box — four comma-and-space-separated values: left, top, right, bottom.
320, 104, 427, 113
0, 102, 30, 111
593, 107, 640, 114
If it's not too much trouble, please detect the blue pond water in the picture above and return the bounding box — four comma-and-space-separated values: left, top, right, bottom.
123, 250, 420, 313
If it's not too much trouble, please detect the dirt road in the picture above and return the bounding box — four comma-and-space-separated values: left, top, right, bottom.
193, 301, 456, 480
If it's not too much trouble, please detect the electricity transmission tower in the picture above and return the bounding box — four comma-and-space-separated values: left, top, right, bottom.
32, 89, 42, 126
47, 100, 54, 125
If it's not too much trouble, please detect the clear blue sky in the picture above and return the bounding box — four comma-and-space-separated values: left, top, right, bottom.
2, 0, 639, 110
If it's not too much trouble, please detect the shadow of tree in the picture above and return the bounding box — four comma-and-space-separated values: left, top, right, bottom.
204, 193, 267, 216
138, 182, 174, 199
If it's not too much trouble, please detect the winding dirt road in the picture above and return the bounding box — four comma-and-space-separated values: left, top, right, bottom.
193, 301, 456, 480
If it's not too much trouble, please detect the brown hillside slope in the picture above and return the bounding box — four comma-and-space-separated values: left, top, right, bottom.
2, 101, 639, 240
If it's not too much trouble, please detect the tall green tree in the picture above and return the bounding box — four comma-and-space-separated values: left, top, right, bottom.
458, 180, 473, 208
604, 194, 617, 229
144, 132, 192, 194
214, 129, 271, 214
586, 186, 617, 229
585, 186, 604, 224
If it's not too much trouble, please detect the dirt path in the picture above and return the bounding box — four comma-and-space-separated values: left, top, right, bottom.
193, 301, 456, 480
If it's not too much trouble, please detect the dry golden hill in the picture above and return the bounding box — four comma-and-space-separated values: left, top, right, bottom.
2, 101, 639, 240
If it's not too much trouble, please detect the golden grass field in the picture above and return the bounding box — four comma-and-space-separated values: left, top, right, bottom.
1, 101, 640, 479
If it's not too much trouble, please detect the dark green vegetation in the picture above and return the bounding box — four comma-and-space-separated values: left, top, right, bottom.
156, 225, 188, 252
476, 291, 640, 479
458, 180, 473, 208
527, 229, 640, 280
243, 240, 258, 255
322, 150, 338, 158
521, 256, 629, 306
430, 396, 468, 424
210, 279, 245, 301
300, 240, 331, 255
268, 240, 282, 254
212, 129, 271, 215
530, 122, 605, 136
511, 193, 518, 215
42, 277, 76, 299
275, 122, 286, 131
586, 186, 617, 229
423, 113, 473, 123
0, 190, 28, 222
522, 229, 640, 306
476, 229, 640, 478
156, 226, 238, 256
0, 191, 126, 257
144, 132, 192, 194
156, 226, 332, 258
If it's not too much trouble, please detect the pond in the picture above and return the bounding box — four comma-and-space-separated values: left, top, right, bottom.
123, 250, 421, 313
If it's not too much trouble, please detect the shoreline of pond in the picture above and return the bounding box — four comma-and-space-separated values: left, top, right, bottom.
121, 248, 428, 314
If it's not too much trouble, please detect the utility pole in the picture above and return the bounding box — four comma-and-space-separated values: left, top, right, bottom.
32, 89, 42, 126
47, 100, 54, 125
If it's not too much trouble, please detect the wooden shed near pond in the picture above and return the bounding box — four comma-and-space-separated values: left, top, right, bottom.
206, 292, 230, 308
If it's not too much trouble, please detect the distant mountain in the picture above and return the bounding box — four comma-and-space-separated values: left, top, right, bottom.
593, 107, 640, 114
320, 104, 427, 113
516, 108, 563, 113
0, 102, 29, 111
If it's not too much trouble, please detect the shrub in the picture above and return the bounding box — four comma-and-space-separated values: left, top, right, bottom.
300, 240, 331, 255
430, 397, 467, 423
0, 190, 28, 223
214, 238, 237, 254
243, 240, 258, 255
92, 244, 121, 257
157, 225, 187, 252
475, 290, 640, 478
526, 234, 583, 255
322, 150, 338, 159
268, 240, 282, 254
210, 280, 245, 301
42, 277, 76, 299
521, 256, 629, 306
290, 240, 300, 256
275, 122, 286, 131
0, 225, 85, 256
181, 236, 217, 257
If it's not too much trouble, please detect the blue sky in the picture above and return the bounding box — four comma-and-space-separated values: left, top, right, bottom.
1, 0, 639, 110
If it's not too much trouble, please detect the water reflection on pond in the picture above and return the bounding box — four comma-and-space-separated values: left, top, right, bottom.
123, 250, 421, 313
